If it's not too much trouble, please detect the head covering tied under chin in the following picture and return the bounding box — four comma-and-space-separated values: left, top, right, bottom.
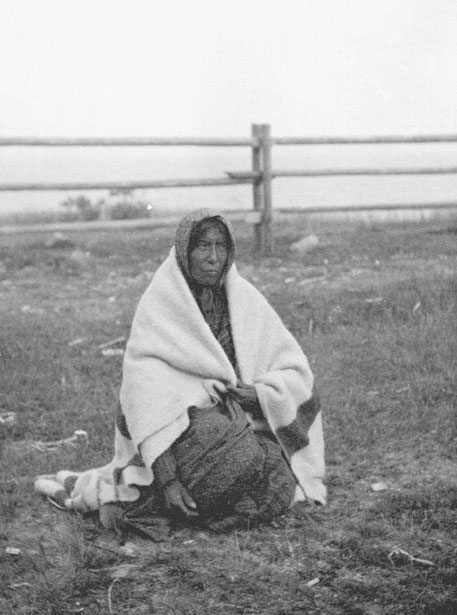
174, 208, 236, 289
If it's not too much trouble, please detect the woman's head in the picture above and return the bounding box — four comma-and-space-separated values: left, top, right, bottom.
175, 208, 235, 287
188, 219, 229, 286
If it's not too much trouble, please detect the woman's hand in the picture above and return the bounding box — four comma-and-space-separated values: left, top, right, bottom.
226, 380, 258, 405
163, 480, 198, 517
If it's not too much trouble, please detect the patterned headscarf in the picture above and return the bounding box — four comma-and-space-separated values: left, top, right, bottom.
174, 208, 238, 370
175, 208, 235, 287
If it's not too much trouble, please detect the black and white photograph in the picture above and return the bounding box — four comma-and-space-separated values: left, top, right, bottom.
1, 1, 456, 613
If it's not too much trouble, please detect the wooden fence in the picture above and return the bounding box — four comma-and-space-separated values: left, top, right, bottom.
1, 124, 457, 252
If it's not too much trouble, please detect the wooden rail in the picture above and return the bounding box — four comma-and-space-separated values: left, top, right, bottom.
279, 201, 457, 214
2, 134, 457, 147
274, 167, 457, 177
3, 165, 457, 193
0, 176, 256, 192
0, 137, 253, 147
1, 124, 457, 252
274, 134, 457, 145
227, 167, 457, 180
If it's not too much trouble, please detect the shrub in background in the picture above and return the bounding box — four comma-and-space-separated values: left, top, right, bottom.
60, 195, 102, 221
59, 190, 151, 221
108, 188, 150, 220
109, 200, 150, 220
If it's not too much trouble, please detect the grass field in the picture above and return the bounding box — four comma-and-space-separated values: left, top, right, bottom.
1, 214, 456, 614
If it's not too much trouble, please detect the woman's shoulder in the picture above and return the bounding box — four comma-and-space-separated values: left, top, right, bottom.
226, 265, 274, 311
143, 249, 181, 288
135, 249, 189, 309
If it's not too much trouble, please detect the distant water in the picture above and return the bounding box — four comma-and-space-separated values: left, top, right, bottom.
1, 144, 457, 218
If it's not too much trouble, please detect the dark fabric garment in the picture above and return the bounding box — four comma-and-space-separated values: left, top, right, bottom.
126, 398, 296, 536
194, 285, 238, 371
170, 400, 265, 517
151, 394, 263, 488
151, 448, 177, 488
207, 433, 298, 532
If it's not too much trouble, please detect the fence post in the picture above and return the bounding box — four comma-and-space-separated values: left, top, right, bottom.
259, 123, 273, 254
251, 124, 263, 252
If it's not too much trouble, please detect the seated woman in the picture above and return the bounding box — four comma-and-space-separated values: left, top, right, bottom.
35, 209, 326, 537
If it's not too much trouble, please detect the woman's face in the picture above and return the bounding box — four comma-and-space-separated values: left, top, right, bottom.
189, 224, 229, 286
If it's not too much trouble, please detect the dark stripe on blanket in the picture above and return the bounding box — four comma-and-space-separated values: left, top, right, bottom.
52, 489, 70, 507
129, 453, 144, 467
116, 401, 132, 440
63, 475, 78, 494
276, 393, 321, 455
114, 453, 145, 485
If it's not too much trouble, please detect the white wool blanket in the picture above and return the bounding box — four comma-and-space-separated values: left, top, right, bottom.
35, 248, 326, 511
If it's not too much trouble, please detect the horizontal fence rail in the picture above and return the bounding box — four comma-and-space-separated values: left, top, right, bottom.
279, 201, 457, 214
0, 137, 254, 147
274, 167, 457, 177
227, 167, 457, 180
0, 176, 256, 192
274, 167, 457, 178
1, 124, 456, 251
274, 134, 457, 145
3, 134, 457, 147
4, 165, 457, 193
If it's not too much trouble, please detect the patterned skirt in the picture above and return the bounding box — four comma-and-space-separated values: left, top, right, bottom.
122, 398, 296, 536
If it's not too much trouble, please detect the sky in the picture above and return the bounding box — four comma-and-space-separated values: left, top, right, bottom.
2, 0, 457, 139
